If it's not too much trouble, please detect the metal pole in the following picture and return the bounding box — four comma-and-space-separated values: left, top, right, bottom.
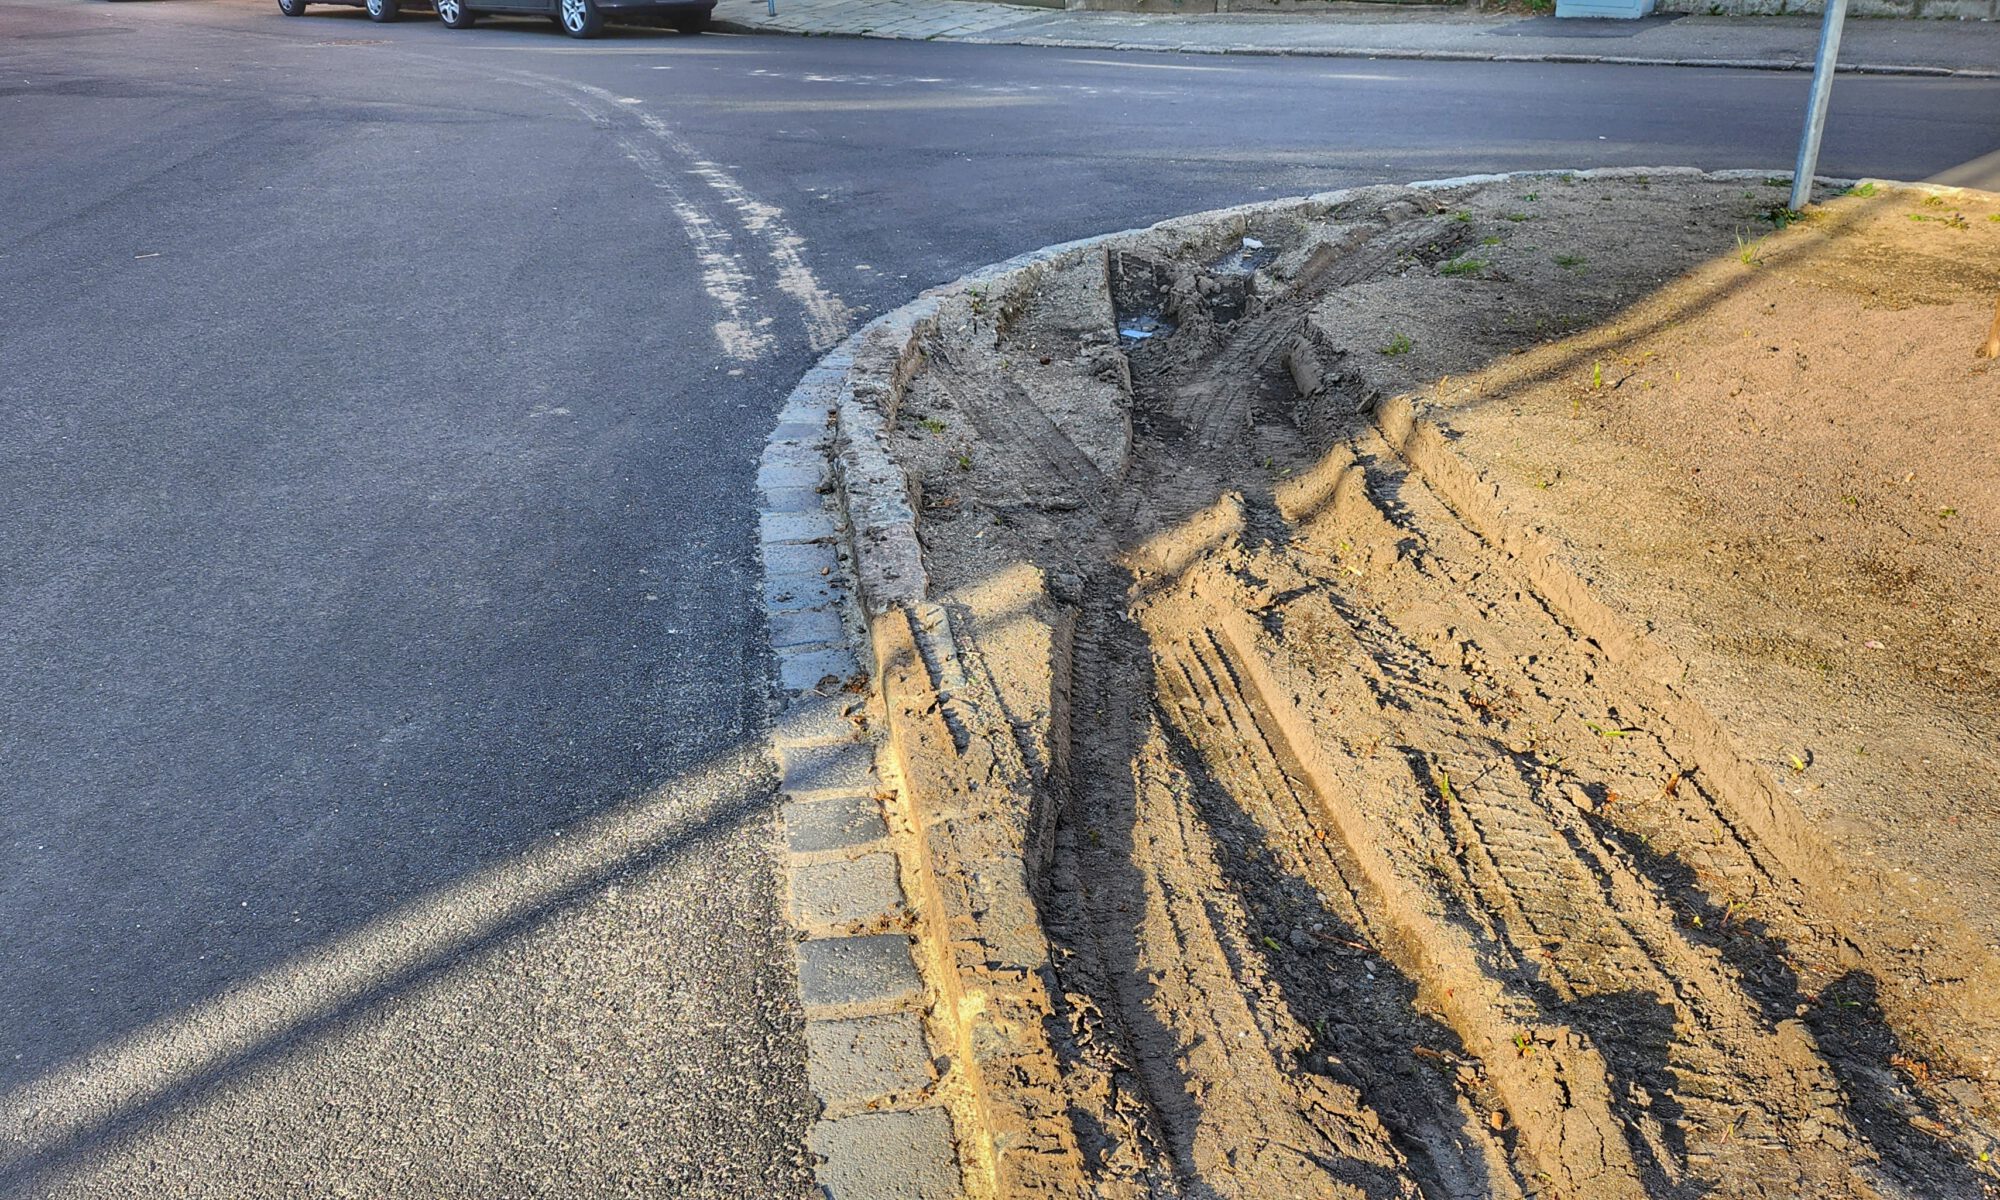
1790, 0, 1849, 211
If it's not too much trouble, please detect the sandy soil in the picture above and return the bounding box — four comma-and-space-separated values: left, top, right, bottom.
882, 175, 2000, 1198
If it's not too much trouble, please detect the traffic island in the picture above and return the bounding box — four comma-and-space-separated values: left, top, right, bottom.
772, 169, 2000, 1198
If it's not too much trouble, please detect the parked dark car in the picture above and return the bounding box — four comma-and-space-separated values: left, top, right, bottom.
276, 0, 431, 22
433, 0, 712, 37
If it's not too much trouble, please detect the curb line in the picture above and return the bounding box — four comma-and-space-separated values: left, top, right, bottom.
761, 163, 1937, 1198
759, 369, 967, 1200
708, 17, 2000, 79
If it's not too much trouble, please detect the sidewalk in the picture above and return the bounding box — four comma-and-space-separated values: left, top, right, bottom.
710, 0, 2000, 76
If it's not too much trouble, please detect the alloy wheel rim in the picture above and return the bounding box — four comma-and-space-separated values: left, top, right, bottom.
561, 0, 584, 29
438, 0, 457, 18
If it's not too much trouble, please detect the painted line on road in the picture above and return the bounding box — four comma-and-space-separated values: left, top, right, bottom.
546, 85, 775, 360
573, 82, 855, 352
1060, 56, 1242, 72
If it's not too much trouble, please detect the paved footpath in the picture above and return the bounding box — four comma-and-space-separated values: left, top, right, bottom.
713, 0, 2000, 76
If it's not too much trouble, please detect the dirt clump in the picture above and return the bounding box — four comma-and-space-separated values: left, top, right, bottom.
881, 174, 2000, 1199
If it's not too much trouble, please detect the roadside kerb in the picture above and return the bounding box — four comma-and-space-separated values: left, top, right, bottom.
769, 164, 1894, 1199
760, 364, 966, 1200
708, 7, 2000, 79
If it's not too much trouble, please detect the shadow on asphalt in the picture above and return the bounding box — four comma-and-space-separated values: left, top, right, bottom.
0, 747, 774, 1196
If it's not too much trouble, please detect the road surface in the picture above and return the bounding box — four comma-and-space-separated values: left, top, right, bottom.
1, 2, 1994, 1193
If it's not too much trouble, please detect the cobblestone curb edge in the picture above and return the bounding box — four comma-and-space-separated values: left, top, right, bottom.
758, 165, 1892, 1199
707, 15, 2000, 81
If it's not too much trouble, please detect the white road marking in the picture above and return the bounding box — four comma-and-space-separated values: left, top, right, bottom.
682, 95, 1050, 113
574, 82, 853, 352
1061, 57, 1244, 73
551, 88, 772, 361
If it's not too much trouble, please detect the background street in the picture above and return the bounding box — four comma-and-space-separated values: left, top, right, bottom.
1, 0, 1995, 1192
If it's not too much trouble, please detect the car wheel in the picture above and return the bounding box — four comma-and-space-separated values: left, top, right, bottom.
276, 0, 309, 16
558, 0, 603, 37
669, 10, 705, 31
366, 0, 400, 21
435, 0, 475, 26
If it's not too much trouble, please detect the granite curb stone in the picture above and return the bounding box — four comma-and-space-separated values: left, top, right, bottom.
783, 793, 892, 855
779, 739, 879, 797
809, 1110, 962, 1200
759, 388, 966, 1197
805, 1012, 938, 1106
790, 851, 908, 928
797, 933, 925, 1009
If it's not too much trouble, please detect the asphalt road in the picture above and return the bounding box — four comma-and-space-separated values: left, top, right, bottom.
1, 2, 1995, 1194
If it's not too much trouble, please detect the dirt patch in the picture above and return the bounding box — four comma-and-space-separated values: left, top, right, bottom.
876, 174, 2000, 1198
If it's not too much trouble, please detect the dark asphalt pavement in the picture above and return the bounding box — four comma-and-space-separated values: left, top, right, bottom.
1, 1, 1994, 1192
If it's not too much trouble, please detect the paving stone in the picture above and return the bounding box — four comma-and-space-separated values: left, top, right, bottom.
799, 360, 852, 385
761, 511, 839, 548
762, 539, 840, 577
769, 420, 828, 444
791, 852, 904, 928
781, 739, 874, 796
774, 691, 867, 745
797, 934, 922, 1009
764, 572, 840, 612
810, 1109, 960, 1200
762, 441, 826, 472
762, 485, 825, 514
784, 793, 888, 855
778, 644, 864, 693
778, 408, 835, 433
805, 1012, 935, 1105
770, 603, 846, 651
757, 460, 824, 491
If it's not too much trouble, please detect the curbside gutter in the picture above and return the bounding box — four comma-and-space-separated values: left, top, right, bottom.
759, 361, 966, 1200
706, 16, 2000, 80
761, 164, 1925, 1198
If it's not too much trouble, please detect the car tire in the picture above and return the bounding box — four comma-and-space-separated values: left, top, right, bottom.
557, 0, 603, 37
276, 0, 309, 16
366, 0, 400, 21
669, 10, 705, 32
435, 0, 476, 26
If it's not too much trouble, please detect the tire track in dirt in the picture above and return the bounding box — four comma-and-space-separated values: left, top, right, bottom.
888, 182, 2000, 1198
1121, 207, 1470, 451
1154, 625, 1521, 1200
1235, 436, 1879, 1195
